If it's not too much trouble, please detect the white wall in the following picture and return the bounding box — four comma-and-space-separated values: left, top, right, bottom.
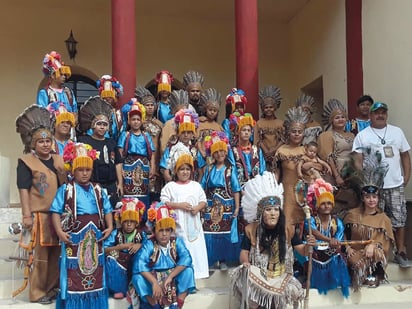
285, 0, 347, 114
363, 0, 412, 199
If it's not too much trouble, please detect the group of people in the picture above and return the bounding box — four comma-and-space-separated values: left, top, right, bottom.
12, 50, 411, 309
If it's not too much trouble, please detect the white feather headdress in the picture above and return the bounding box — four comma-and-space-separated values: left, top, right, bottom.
166, 142, 192, 172
241, 171, 284, 223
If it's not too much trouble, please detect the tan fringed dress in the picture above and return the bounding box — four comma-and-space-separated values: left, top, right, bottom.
254, 118, 284, 172
275, 145, 305, 239
344, 207, 394, 290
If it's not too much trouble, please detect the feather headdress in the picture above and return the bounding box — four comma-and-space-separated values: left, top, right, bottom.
183, 70, 204, 89
169, 89, 189, 112
258, 85, 282, 109
78, 96, 113, 132
134, 85, 156, 106
201, 88, 222, 109
16, 105, 53, 153
166, 142, 192, 172
284, 107, 309, 136
295, 93, 316, 113
322, 98, 347, 128
242, 171, 284, 223
360, 148, 389, 194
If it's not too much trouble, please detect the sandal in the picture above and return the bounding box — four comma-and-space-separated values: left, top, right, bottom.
36, 296, 52, 304
364, 275, 380, 288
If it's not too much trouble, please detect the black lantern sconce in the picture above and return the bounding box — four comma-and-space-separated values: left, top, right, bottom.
65, 30, 78, 61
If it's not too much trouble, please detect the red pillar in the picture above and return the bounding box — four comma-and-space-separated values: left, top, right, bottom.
235, 0, 259, 119
112, 0, 136, 108
345, 0, 363, 120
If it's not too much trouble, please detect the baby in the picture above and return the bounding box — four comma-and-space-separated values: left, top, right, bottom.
297, 141, 331, 183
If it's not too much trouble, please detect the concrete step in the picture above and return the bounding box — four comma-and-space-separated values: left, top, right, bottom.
307, 280, 412, 307
1, 279, 411, 308
0, 208, 20, 227
196, 269, 230, 289
174, 280, 412, 308
0, 297, 129, 308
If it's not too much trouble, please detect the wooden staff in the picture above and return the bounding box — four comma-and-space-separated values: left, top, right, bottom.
315, 239, 373, 247
294, 179, 312, 309
302, 204, 312, 309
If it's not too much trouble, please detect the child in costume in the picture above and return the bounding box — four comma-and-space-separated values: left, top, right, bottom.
135, 85, 164, 199
201, 131, 241, 269
78, 96, 123, 209
302, 179, 351, 297
37, 51, 78, 114
231, 113, 266, 186
297, 141, 331, 184
95, 74, 124, 141
160, 108, 205, 182
159, 90, 196, 159
254, 85, 284, 172
132, 202, 196, 309
155, 70, 174, 124
104, 197, 146, 299
118, 101, 156, 207
197, 88, 224, 159
50, 142, 114, 309
222, 88, 247, 145
47, 102, 76, 155
161, 153, 209, 279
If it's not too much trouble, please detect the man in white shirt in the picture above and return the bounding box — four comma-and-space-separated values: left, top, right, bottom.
353, 102, 411, 267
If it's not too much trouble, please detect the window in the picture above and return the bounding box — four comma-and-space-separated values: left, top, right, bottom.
65, 74, 98, 108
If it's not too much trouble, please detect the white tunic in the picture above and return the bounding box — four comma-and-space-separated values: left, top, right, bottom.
161, 180, 209, 279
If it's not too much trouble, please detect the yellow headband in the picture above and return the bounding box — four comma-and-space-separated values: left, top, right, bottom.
56, 112, 75, 127
178, 122, 195, 135
121, 210, 140, 224
175, 154, 194, 172
157, 83, 171, 94
317, 192, 335, 208
72, 156, 93, 172
211, 141, 228, 154
238, 116, 255, 132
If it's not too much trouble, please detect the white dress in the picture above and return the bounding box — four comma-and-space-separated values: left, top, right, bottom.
161, 180, 209, 279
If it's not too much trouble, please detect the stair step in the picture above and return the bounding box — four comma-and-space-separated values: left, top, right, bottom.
0, 280, 411, 308
0, 297, 129, 308
195, 269, 231, 289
